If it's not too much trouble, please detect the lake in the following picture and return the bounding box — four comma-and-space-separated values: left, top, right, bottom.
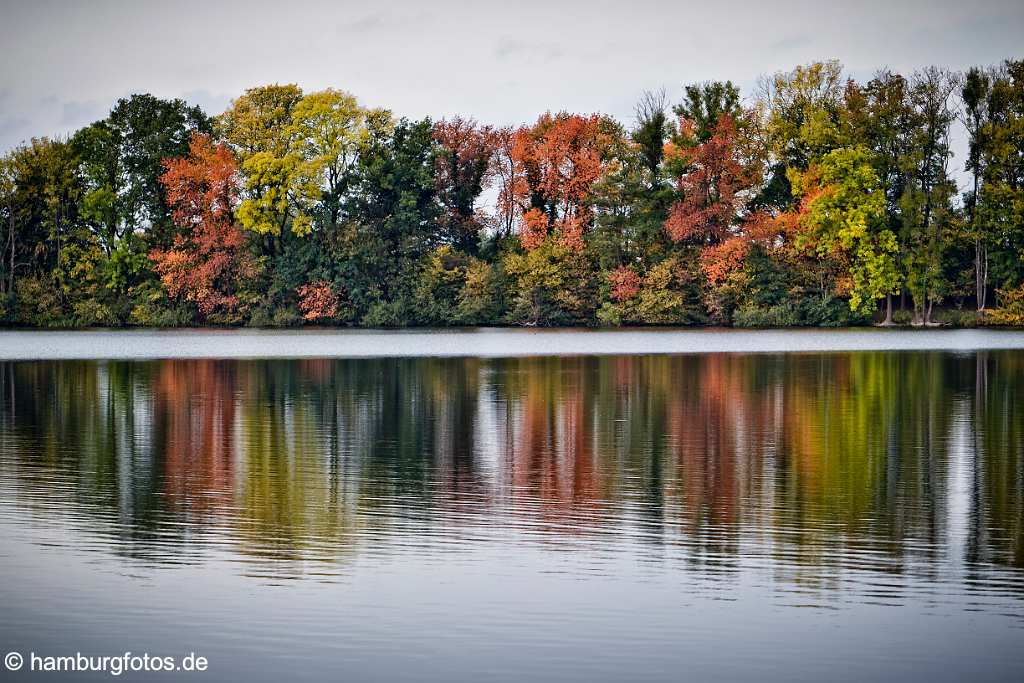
0, 330, 1022, 681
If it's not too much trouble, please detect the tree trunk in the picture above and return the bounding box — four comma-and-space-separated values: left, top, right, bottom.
975, 239, 983, 310
7, 211, 13, 296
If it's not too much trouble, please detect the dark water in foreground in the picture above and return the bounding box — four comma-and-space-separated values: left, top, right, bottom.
1, 351, 1022, 681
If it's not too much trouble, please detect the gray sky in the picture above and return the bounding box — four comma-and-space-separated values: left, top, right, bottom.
1, 0, 1022, 154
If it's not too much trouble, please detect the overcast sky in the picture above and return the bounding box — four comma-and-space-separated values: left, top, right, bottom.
1, 0, 1022, 153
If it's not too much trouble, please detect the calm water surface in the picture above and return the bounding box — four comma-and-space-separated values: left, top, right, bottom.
3, 326, 1024, 358
0, 339, 1022, 680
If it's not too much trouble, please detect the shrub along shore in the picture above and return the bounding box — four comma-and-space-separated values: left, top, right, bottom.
1, 60, 1023, 329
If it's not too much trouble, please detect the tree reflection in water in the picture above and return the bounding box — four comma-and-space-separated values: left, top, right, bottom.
0, 352, 1021, 582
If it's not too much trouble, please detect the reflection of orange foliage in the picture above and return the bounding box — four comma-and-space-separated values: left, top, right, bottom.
153, 360, 238, 510
3, 354, 995, 569
666, 356, 745, 533
558, 374, 597, 503
297, 358, 333, 383
502, 359, 601, 526
494, 352, 908, 552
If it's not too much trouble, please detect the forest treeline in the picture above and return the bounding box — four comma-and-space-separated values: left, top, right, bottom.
1, 59, 1022, 328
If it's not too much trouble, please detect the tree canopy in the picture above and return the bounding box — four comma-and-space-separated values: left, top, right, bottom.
2, 58, 1023, 329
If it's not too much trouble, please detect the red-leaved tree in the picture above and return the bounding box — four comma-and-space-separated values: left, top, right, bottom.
296, 280, 339, 321
608, 266, 641, 302
151, 133, 256, 320
663, 114, 778, 289
664, 114, 759, 245
508, 113, 610, 251
433, 117, 498, 253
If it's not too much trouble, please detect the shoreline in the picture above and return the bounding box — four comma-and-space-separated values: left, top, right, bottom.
2, 327, 1024, 360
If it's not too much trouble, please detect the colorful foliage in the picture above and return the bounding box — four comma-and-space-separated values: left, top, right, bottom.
150, 133, 256, 321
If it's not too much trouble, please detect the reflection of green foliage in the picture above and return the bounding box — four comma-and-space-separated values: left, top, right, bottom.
2, 351, 1022, 574
975, 352, 1024, 566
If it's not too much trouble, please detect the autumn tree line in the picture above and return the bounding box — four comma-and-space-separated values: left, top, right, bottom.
1, 59, 1023, 329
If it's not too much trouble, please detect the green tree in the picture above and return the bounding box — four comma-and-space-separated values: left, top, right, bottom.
503, 239, 597, 326
0, 153, 15, 307
291, 88, 384, 228
791, 146, 900, 315
72, 94, 211, 253
902, 67, 959, 324
674, 80, 741, 143
978, 60, 1024, 301
845, 70, 916, 321
760, 61, 847, 171
342, 118, 439, 323
0, 138, 100, 324
960, 66, 994, 309
219, 85, 318, 243
589, 109, 672, 270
